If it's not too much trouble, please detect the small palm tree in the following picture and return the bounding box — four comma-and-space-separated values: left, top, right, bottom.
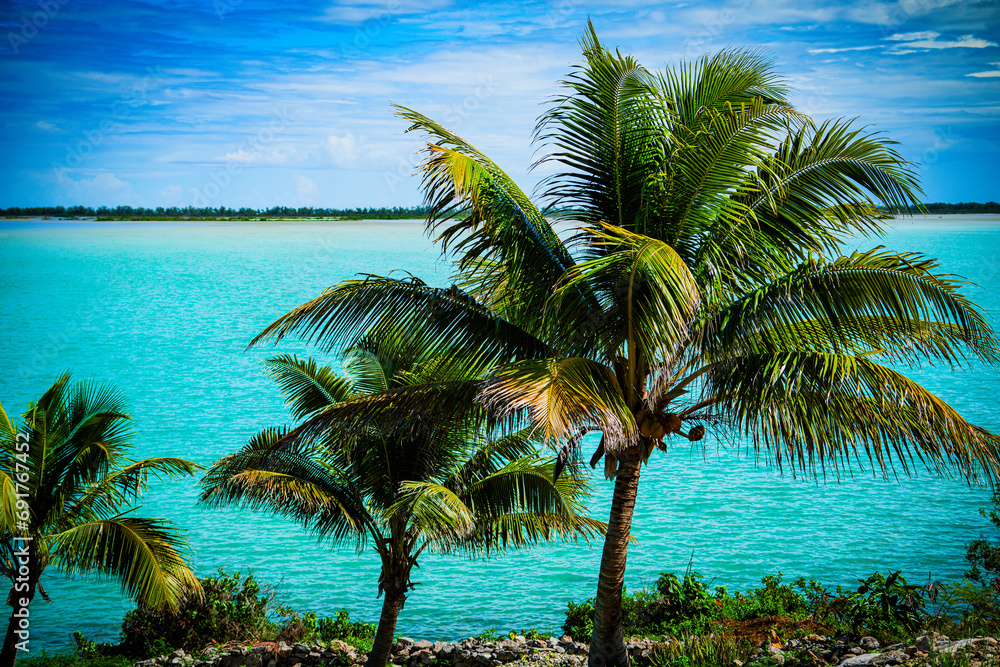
0, 374, 202, 667
201, 336, 605, 667
249, 24, 1000, 667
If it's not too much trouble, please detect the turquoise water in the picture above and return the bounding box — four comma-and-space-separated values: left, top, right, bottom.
1, 216, 998, 651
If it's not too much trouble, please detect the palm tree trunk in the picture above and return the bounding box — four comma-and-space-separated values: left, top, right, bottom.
587, 456, 642, 667
365, 584, 407, 667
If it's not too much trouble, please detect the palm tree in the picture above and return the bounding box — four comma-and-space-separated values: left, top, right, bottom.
249, 24, 1000, 666
0, 373, 202, 667
201, 335, 605, 667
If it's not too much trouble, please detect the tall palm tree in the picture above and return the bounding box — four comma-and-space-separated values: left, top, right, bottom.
0, 374, 202, 667
201, 334, 605, 667
254, 24, 1000, 666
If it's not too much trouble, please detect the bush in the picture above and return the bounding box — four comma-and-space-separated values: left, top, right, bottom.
838, 571, 924, 640
118, 568, 274, 657
563, 567, 931, 643
317, 610, 377, 642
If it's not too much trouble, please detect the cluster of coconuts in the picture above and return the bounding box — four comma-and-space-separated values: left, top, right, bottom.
636, 409, 706, 445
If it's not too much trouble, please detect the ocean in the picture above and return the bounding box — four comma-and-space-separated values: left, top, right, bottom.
1, 215, 998, 650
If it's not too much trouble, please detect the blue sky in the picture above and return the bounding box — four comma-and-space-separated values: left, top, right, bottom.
1, 0, 998, 208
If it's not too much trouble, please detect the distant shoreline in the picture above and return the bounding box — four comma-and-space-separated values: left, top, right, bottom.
3, 213, 1000, 223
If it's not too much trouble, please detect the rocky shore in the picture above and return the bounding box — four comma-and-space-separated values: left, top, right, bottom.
135, 630, 999, 667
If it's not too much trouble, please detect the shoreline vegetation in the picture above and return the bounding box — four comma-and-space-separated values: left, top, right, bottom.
1, 202, 999, 222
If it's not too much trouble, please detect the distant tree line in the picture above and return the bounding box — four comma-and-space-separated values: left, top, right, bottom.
0, 205, 431, 220
883, 201, 1000, 214
2, 202, 998, 220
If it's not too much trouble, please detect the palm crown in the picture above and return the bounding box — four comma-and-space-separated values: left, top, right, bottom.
202, 333, 604, 667
0, 374, 202, 667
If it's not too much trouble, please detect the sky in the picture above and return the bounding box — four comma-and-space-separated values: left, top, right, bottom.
1, 0, 998, 209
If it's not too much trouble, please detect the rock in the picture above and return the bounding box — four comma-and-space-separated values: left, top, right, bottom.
527, 640, 547, 649
860, 637, 880, 651
806, 635, 827, 643
915, 633, 948, 653
277, 645, 293, 659
766, 646, 785, 665
513, 636, 526, 644
848, 647, 865, 656
170, 651, 186, 660
839, 654, 880, 667
872, 650, 907, 665
547, 638, 558, 648
414, 640, 433, 650
398, 638, 415, 649
938, 638, 980, 654
495, 649, 519, 662
559, 636, 573, 645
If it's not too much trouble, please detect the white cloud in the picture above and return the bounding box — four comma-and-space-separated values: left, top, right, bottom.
294, 174, 319, 204
314, 133, 360, 168
223, 149, 260, 164
886, 31, 940, 41
53, 171, 135, 205
808, 45, 879, 54
35, 120, 61, 132
891, 34, 998, 51
968, 63, 1000, 78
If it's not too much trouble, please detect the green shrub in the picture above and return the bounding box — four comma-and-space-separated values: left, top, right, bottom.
118, 568, 274, 657
839, 571, 924, 641
717, 573, 814, 621
317, 610, 377, 642
563, 600, 595, 642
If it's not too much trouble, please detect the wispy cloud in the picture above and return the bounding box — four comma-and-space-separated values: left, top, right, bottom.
807, 45, 879, 54
967, 62, 1000, 78
888, 33, 998, 51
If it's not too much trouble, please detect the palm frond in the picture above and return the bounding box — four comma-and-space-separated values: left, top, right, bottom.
482, 357, 636, 453
264, 354, 354, 420
701, 248, 997, 364
50, 517, 201, 611
534, 20, 662, 231
250, 275, 552, 370
708, 352, 1000, 482
394, 105, 583, 334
